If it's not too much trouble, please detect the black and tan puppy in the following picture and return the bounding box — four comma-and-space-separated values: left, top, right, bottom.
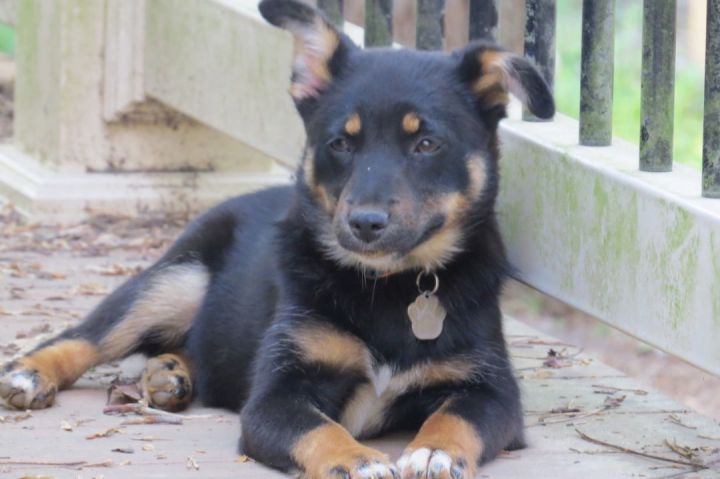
0, 1, 553, 477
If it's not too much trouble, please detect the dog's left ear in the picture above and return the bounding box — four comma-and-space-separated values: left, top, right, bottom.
259, 0, 355, 104
456, 42, 555, 122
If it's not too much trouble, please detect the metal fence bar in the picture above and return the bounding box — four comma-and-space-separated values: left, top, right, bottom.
365, 0, 393, 47
639, 0, 676, 172
469, 0, 498, 42
579, 0, 615, 146
416, 0, 444, 50
318, 0, 344, 27
703, 0, 720, 197
523, 0, 556, 121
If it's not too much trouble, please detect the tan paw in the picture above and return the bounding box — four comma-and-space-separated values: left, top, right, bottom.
141, 354, 193, 412
0, 362, 57, 410
397, 448, 471, 479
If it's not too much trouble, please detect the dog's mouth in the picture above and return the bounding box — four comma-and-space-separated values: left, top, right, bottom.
325, 215, 459, 273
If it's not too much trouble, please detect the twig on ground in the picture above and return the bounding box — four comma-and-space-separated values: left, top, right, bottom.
666, 414, 697, 430
591, 384, 648, 396
103, 402, 214, 420
120, 415, 183, 426
0, 459, 112, 470
575, 428, 707, 470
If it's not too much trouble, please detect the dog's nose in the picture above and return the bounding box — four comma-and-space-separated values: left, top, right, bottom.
348, 209, 389, 243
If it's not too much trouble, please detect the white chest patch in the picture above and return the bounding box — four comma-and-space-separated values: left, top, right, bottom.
371, 365, 393, 396
340, 364, 395, 438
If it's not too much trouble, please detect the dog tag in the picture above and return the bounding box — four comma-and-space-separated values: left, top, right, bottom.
407, 291, 446, 340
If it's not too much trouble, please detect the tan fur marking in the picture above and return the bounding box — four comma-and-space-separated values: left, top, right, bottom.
302, 148, 315, 186
292, 422, 388, 476
473, 50, 514, 109
466, 157, 487, 199
344, 113, 362, 135
19, 340, 99, 389
288, 18, 340, 99
407, 410, 484, 472
314, 184, 337, 214
402, 112, 421, 134
407, 226, 463, 272
340, 359, 475, 437
294, 325, 368, 372
99, 262, 209, 361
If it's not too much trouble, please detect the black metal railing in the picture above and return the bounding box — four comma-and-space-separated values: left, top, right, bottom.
315, 0, 720, 199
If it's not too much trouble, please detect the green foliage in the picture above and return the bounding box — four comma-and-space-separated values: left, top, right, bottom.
0, 23, 14, 56
556, 1, 703, 169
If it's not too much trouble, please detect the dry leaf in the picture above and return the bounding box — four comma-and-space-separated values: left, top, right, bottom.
87, 264, 143, 276
15, 323, 51, 339
0, 410, 32, 423
235, 455, 252, 464
602, 395, 626, 409
69, 283, 109, 296
186, 456, 200, 471
111, 447, 134, 454
86, 427, 122, 440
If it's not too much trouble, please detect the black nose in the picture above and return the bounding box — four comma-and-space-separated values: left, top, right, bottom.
348, 209, 389, 243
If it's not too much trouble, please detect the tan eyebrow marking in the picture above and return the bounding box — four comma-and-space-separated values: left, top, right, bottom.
402, 112, 421, 134
344, 113, 362, 135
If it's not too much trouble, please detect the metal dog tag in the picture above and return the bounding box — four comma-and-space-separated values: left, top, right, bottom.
407, 292, 446, 340
407, 272, 446, 340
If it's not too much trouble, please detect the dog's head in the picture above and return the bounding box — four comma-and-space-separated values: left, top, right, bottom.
260, 0, 554, 274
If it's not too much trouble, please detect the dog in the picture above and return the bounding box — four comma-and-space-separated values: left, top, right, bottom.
0, 1, 554, 477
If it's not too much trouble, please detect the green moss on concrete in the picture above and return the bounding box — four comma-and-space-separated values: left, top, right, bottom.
712, 233, 720, 326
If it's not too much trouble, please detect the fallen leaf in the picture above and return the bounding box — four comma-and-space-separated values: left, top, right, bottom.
602, 395, 626, 409
87, 264, 143, 276
186, 456, 200, 471
235, 455, 253, 464
111, 447, 134, 454
86, 427, 122, 440
0, 410, 32, 423
15, 323, 51, 339
69, 283, 109, 296
106, 378, 143, 406
60, 420, 73, 431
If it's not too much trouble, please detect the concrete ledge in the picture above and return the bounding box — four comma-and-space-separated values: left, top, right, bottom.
497, 112, 720, 376
0, 144, 290, 221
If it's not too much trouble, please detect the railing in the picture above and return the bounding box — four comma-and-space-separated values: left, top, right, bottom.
315, 0, 720, 198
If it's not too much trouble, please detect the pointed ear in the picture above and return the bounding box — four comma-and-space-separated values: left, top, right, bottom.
259, 0, 355, 102
456, 41, 555, 120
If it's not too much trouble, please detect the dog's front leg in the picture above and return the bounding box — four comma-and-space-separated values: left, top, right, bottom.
241, 389, 398, 479
239, 320, 399, 479
397, 380, 524, 479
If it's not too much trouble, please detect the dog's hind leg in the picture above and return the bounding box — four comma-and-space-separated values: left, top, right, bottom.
0, 206, 238, 411
0, 257, 210, 410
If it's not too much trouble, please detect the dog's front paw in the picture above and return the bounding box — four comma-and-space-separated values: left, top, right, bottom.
305, 447, 399, 479
0, 362, 57, 410
397, 448, 470, 479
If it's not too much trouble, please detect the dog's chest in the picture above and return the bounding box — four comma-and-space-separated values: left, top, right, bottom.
339, 364, 409, 438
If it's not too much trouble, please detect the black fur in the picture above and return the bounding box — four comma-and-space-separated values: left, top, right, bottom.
2, 0, 556, 476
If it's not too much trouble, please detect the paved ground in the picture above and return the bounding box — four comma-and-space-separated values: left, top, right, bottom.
1, 207, 719, 478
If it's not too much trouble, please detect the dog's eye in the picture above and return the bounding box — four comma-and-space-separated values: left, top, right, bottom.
329, 137, 352, 153
414, 138, 440, 155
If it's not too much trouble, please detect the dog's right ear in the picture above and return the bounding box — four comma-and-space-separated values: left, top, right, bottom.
259, 0, 355, 104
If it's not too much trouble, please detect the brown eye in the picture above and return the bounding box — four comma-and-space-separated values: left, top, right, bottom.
414, 138, 440, 155
329, 137, 352, 153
